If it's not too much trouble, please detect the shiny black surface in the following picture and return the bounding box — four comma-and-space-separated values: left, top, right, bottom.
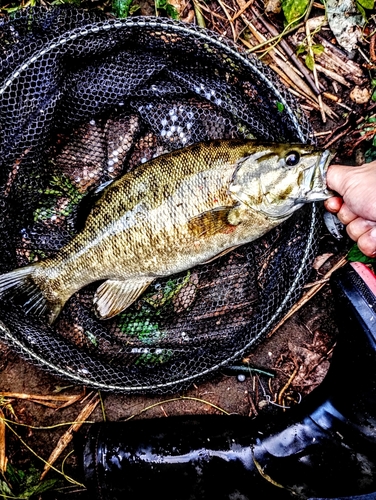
80, 263, 376, 499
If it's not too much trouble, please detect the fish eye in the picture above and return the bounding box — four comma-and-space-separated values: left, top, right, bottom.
285, 151, 300, 167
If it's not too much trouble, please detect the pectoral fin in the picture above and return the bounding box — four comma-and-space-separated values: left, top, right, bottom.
187, 207, 238, 238
94, 277, 154, 319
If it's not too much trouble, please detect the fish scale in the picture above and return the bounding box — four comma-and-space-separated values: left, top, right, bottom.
0, 139, 333, 325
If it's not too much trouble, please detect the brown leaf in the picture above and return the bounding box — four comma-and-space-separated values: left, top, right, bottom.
312, 253, 334, 271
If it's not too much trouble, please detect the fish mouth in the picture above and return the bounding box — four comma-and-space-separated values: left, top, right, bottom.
300, 149, 335, 203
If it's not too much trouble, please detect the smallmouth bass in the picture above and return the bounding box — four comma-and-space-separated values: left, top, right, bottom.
0, 140, 333, 324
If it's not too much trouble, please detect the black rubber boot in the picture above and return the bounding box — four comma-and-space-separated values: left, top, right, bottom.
79, 262, 376, 500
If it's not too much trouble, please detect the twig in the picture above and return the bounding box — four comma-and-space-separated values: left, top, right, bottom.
322, 92, 352, 111
370, 33, 376, 62
241, 17, 287, 60
125, 396, 230, 421
192, 0, 206, 27
253, 5, 321, 96
231, 0, 254, 21
314, 64, 351, 88
247, 391, 258, 417
267, 256, 347, 338
245, 21, 305, 53
4, 420, 84, 487
0, 409, 7, 474
217, 0, 237, 42
0, 391, 85, 409
304, 0, 315, 21
323, 126, 352, 148
277, 366, 299, 406
306, 22, 326, 122
40, 392, 100, 480
190, 1, 228, 22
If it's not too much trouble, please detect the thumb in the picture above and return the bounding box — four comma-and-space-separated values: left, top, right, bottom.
326, 164, 355, 196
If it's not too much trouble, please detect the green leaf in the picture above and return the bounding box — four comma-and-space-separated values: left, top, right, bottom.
0, 480, 13, 496
357, 0, 374, 9
356, 1, 367, 19
305, 53, 314, 71
112, 0, 134, 18
373, 135, 376, 147
296, 44, 306, 55
365, 146, 376, 162
156, 0, 179, 18
347, 243, 376, 263
276, 101, 285, 112
281, 0, 310, 24
372, 88, 376, 102
19, 479, 57, 498
312, 44, 324, 55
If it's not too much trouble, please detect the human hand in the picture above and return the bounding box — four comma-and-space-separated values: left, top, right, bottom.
324, 161, 376, 257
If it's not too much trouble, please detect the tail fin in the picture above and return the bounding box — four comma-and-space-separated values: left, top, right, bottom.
0, 264, 63, 324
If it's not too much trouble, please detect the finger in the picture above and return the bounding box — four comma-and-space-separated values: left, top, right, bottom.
324, 196, 343, 214
357, 227, 376, 257
326, 164, 356, 195
336, 202, 358, 225
346, 217, 376, 242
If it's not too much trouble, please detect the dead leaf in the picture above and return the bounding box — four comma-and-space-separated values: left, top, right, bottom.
265, 0, 282, 15
326, 0, 364, 52
287, 342, 330, 389
312, 253, 334, 271
350, 86, 371, 104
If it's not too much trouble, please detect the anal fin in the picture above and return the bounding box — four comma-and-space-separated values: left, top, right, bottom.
94, 277, 154, 319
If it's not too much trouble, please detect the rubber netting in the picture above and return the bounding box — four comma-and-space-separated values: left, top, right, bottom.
0, 7, 319, 393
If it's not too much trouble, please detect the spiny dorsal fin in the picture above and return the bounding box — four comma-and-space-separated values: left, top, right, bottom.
93, 277, 154, 319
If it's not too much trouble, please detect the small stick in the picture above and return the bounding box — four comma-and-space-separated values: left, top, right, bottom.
323, 92, 352, 111
306, 22, 326, 122
304, 0, 315, 21
332, 80, 339, 93
231, 0, 254, 21
191, 1, 228, 21
312, 130, 333, 137
277, 366, 299, 406
0, 392, 85, 409
370, 33, 376, 62
242, 18, 287, 60
267, 256, 347, 338
0, 409, 7, 474
247, 391, 258, 417
252, 4, 321, 96
217, 0, 237, 42
40, 392, 100, 480
192, 0, 206, 27
323, 126, 352, 148
245, 21, 305, 53
314, 64, 351, 88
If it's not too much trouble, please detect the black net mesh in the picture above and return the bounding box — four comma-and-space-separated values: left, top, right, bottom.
0, 8, 319, 393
